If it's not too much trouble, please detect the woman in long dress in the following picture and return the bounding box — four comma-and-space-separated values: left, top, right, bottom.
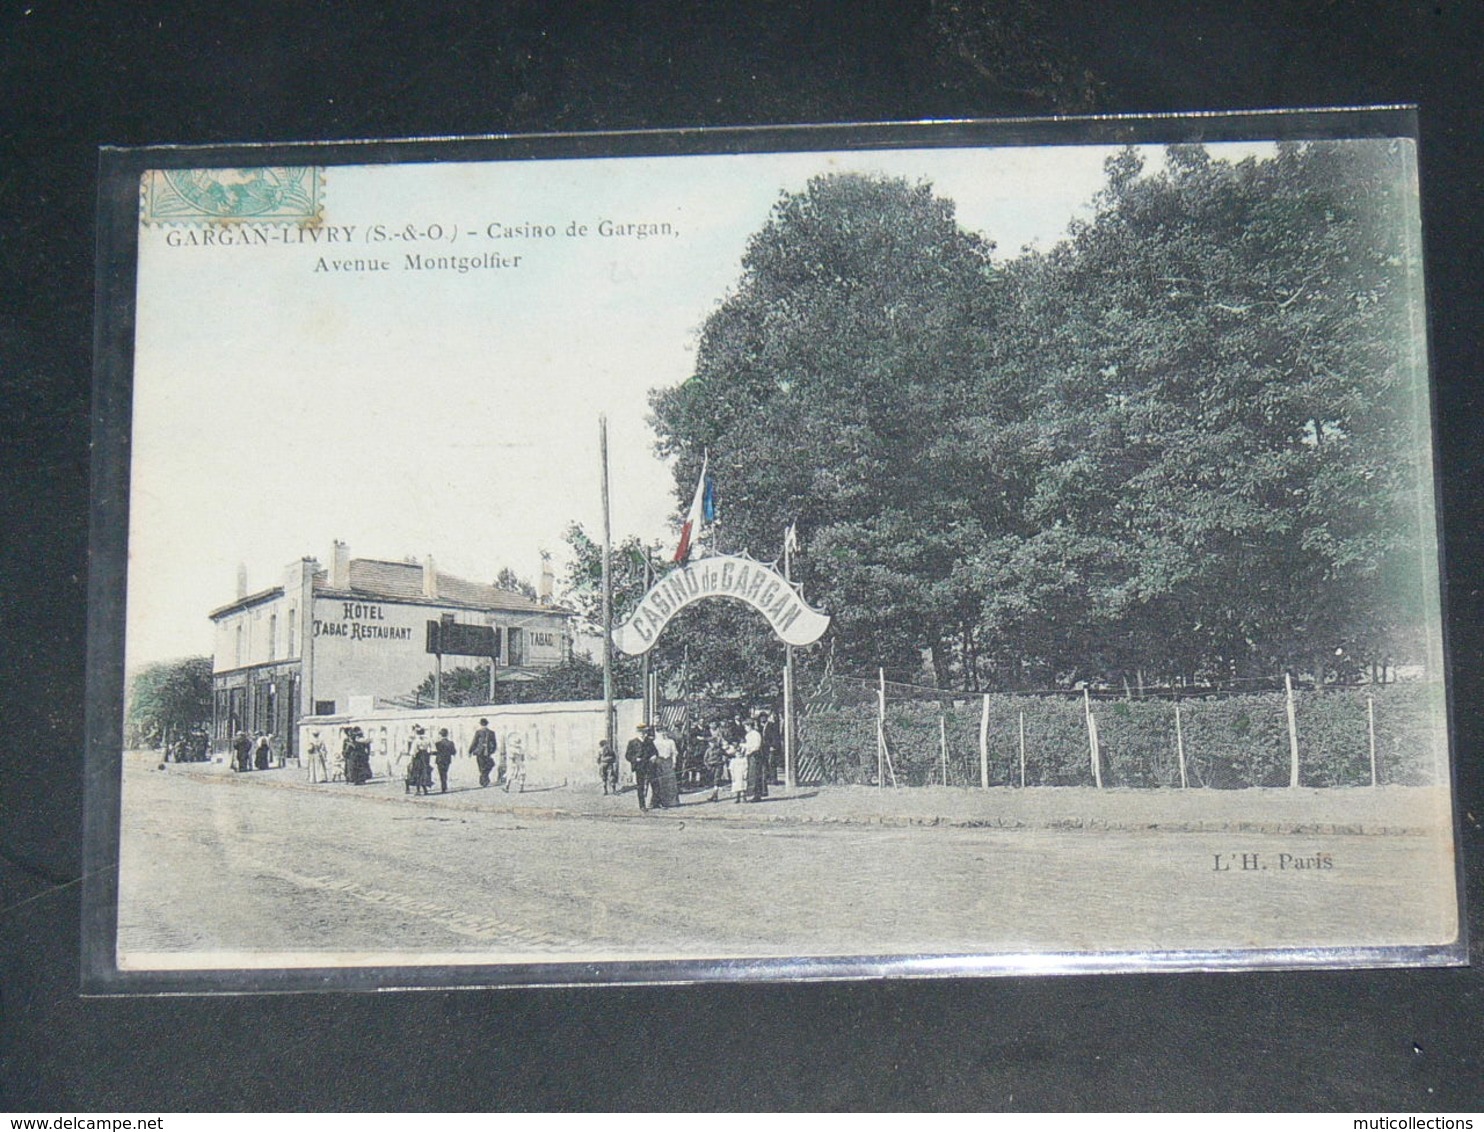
345, 727, 373, 785
652, 728, 679, 808
306, 730, 329, 782
406, 727, 433, 795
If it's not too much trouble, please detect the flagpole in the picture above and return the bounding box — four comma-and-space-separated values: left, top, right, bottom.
600, 415, 614, 756
783, 523, 797, 790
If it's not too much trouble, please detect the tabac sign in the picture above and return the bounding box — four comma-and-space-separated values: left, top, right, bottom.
611, 554, 830, 656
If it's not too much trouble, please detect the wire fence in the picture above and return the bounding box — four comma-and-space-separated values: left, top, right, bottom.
796, 672, 1446, 789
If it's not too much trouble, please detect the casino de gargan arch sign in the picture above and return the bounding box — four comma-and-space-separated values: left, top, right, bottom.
610, 553, 830, 656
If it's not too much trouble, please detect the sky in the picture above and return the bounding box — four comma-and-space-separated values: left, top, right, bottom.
124, 140, 1274, 667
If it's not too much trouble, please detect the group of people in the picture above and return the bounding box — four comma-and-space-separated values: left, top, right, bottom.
702, 710, 783, 803
302, 726, 377, 785
164, 727, 210, 764
614, 710, 783, 810
225, 711, 785, 805
403, 725, 461, 795
618, 724, 681, 811
230, 730, 277, 773
405, 719, 525, 794
302, 718, 524, 795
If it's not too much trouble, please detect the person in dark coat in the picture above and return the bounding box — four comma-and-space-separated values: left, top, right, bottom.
759, 710, 782, 789
345, 726, 373, 785
233, 731, 252, 772
470, 718, 497, 787
624, 724, 657, 811
434, 728, 456, 793
253, 733, 272, 771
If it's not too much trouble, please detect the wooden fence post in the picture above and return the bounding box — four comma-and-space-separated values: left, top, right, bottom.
1018, 710, 1026, 789
1084, 687, 1102, 789
1367, 694, 1378, 788
979, 694, 990, 789
876, 668, 886, 791
939, 713, 949, 786
1175, 701, 1187, 789
1285, 672, 1300, 788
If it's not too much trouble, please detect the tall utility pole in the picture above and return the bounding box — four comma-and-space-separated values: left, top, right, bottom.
640, 551, 653, 725
600, 415, 615, 755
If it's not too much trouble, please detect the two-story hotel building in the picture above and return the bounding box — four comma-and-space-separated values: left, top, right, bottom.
208, 541, 572, 757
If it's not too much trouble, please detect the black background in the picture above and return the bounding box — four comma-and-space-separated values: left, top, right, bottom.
2, 0, 1480, 1112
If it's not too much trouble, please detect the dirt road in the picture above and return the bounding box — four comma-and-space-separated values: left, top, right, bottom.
116, 754, 1459, 969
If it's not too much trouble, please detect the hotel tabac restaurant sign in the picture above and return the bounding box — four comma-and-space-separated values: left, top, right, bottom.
611, 554, 830, 656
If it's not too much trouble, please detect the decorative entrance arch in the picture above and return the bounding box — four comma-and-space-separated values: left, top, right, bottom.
610, 553, 830, 656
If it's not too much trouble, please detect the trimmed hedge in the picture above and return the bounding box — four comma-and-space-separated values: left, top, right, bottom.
798, 683, 1445, 788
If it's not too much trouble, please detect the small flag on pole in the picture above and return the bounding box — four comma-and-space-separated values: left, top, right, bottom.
703, 472, 718, 523
784, 521, 799, 554
672, 453, 710, 564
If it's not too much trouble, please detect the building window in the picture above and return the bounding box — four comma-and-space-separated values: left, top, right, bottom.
228, 687, 244, 735
268, 614, 277, 661
235, 624, 244, 668
507, 627, 525, 666
287, 607, 296, 657
315, 700, 336, 716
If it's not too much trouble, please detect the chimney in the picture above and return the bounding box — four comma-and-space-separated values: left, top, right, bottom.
236, 563, 248, 600
539, 551, 554, 605
331, 540, 350, 589
423, 554, 438, 599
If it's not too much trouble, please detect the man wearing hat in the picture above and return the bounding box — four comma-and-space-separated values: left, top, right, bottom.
470, 717, 497, 787
624, 723, 658, 812
434, 728, 457, 794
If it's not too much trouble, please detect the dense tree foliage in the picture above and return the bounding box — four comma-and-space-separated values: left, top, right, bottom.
651, 174, 998, 685
966, 141, 1428, 687
558, 522, 782, 702
126, 656, 213, 748
650, 143, 1433, 691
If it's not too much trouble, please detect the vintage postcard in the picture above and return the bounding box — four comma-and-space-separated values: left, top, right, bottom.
85, 111, 1464, 991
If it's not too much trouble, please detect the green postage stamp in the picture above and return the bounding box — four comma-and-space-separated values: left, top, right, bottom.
140, 167, 323, 225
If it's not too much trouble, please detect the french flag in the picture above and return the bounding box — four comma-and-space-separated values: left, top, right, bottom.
672, 454, 711, 565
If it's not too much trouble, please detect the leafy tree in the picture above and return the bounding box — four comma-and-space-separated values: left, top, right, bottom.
650, 172, 998, 684
642, 146, 1432, 694
968, 141, 1431, 685
126, 656, 212, 748
412, 664, 494, 707
556, 521, 651, 698
494, 567, 537, 600
513, 656, 607, 702
557, 522, 777, 700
